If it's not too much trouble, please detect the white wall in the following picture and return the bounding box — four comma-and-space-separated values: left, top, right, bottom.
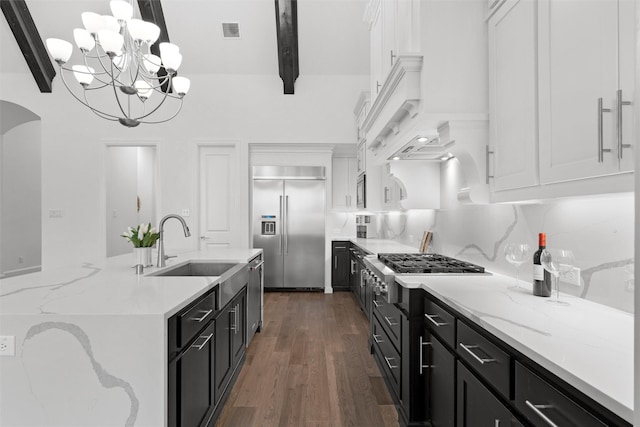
0, 121, 41, 276
0, 71, 367, 269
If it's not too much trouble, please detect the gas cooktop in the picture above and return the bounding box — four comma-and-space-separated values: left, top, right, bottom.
377, 253, 485, 274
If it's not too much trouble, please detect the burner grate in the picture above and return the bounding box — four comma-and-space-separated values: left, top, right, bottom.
377, 253, 485, 274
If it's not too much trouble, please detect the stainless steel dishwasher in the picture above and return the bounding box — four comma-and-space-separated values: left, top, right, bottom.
247, 254, 264, 346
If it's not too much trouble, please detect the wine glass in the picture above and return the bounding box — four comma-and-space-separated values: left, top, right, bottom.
504, 243, 531, 290
540, 248, 576, 306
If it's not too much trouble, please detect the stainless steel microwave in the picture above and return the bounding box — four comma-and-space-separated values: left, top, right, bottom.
356, 174, 366, 209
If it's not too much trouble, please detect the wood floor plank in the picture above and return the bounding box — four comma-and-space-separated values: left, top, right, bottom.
215, 292, 399, 427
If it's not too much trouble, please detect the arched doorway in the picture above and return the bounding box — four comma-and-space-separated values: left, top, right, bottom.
0, 100, 42, 277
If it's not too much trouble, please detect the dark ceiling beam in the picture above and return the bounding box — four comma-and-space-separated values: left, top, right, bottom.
1, 0, 56, 93
137, 0, 171, 92
274, 0, 299, 94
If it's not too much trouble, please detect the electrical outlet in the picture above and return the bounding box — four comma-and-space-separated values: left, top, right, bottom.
18, 256, 24, 264
0, 336, 15, 356
48, 209, 63, 218
561, 267, 581, 287
181, 209, 190, 217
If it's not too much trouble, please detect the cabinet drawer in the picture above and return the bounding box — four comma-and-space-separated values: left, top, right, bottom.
456, 320, 510, 399
372, 295, 401, 352
515, 362, 607, 427
179, 289, 217, 347
424, 296, 455, 348
372, 315, 401, 398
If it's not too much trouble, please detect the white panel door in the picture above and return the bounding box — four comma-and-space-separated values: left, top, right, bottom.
489, 0, 538, 191
538, 0, 619, 183
199, 145, 241, 249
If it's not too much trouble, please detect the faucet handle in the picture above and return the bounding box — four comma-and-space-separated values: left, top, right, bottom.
164, 254, 177, 260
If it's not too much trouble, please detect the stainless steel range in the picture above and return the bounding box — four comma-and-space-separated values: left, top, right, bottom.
363, 253, 487, 303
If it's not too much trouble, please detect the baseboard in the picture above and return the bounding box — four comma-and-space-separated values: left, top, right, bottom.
2, 265, 41, 278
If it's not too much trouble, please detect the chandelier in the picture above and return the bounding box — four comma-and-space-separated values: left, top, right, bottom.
45, 0, 190, 127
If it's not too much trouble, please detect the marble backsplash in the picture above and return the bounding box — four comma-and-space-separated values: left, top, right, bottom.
373, 193, 635, 313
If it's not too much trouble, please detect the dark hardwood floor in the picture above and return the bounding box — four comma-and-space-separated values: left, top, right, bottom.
215, 291, 400, 427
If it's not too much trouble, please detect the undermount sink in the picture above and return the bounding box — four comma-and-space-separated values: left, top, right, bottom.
150, 262, 240, 277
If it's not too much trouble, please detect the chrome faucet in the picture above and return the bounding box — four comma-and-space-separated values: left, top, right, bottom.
157, 214, 191, 267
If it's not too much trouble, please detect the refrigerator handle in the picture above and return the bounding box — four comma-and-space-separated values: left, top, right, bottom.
279, 195, 283, 255
284, 195, 289, 254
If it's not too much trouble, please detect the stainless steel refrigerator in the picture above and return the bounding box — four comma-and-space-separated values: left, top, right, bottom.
252, 166, 325, 289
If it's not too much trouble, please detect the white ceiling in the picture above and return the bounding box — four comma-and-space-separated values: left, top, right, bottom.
0, 0, 370, 79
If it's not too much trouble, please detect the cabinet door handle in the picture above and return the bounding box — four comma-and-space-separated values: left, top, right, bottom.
372, 300, 382, 308
617, 89, 632, 160
372, 334, 383, 344
230, 306, 237, 334
419, 336, 432, 375
598, 97, 613, 162
350, 260, 356, 274
525, 401, 559, 427
334, 256, 338, 269
191, 333, 213, 351
190, 309, 213, 322
390, 49, 396, 66
485, 145, 494, 184
459, 343, 496, 365
425, 313, 448, 327
235, 303, 240, 335
376, 81, 381, 93
384, 316, 398, 327
384, 356, 398, 370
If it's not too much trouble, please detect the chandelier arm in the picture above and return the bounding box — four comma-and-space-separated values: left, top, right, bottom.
56, 64, 121, 121
138, 98, 184, 124
78, 48, 127, 87
141, 74, 177, 93
83, 91, 121, 122
92, 45, 129, 88
107, 61, 132, 119
133, 75, 175, 120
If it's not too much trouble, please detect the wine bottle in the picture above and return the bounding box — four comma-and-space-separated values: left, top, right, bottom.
533, 232, 551, 297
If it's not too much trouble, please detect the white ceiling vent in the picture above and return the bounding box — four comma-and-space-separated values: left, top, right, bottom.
222, 22, 240, 38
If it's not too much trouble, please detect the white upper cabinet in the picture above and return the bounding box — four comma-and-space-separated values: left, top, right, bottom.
369, 1, 384, 101
538, 0, 635, 184
488, 0, 538, 191
332, 157, 358, 210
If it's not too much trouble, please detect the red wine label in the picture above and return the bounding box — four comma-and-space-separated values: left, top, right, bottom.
533, 264, 544, 281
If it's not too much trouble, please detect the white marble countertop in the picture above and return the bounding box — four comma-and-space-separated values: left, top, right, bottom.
0, 248, 262, 318
396, 273, 634, 424
332, 237, 420, 254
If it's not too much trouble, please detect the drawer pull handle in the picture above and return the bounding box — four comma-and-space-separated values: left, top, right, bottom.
249, 261, 264, 271
459, 343, 496, 365
384, 356, 398, 370
191, 333, 213, 351
425, 313, 448, 327
373, 300, 382, 308
190, 309, 213, 322
384, 316, 398, 327
525, 401, 558, 427
419, 336, 432, 375
373, 334, 383, 344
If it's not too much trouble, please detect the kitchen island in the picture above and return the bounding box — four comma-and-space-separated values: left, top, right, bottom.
0, 248, 261, 427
